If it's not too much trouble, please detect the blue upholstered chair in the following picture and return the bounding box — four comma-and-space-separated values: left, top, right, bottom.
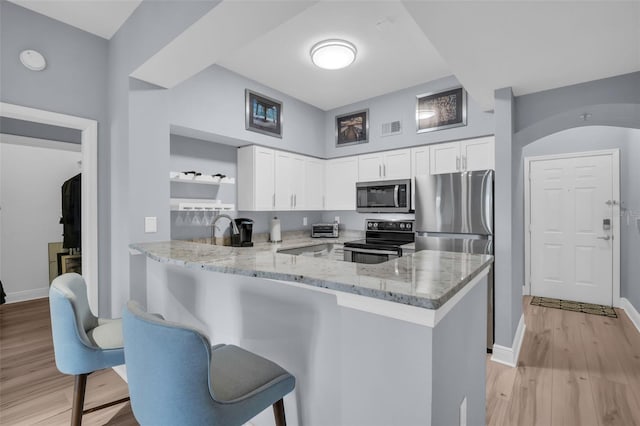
49, 273, 129, 425
123, 300, 296, 426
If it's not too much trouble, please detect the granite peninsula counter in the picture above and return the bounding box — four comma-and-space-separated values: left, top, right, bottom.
129, 239, 493, 426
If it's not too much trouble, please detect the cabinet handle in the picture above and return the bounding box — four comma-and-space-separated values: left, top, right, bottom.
379, 164, 382, 177
272, 193, 275, 208
456, 156, 460, 171
322, 195, 325, 209
294, 194, 297, 208
383, 164, 386, 177
463, 156, 467, 171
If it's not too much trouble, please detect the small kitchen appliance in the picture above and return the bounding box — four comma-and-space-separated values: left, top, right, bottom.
311, 223, 339, 238
356, 179, 412, 213
232, 218, 254, 247
343, 219, 414, 264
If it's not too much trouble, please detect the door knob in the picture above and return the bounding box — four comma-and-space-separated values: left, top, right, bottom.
596, 235, 611, 241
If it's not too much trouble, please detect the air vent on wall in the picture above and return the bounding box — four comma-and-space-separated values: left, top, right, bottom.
381, 120, 402, 137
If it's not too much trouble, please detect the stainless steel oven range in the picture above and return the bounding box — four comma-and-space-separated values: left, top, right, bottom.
343, 219, 415, 264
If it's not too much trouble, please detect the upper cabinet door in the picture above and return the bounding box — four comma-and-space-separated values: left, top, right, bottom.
325, 157, 358, 210
274, 151, 294, 210
305, 158, 325, 210
358, 149, 410, 181
290, 155, 306, 209
358, 153, 384, 181
461, 136, 495, 172
236, 146, 275, 211
429, 137, 495, 175
411, 146, 430, 209
383, 149, 411, 180
430, 142, 461, 175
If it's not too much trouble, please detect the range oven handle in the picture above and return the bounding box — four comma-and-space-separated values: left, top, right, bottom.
394, 185, 399, 207
343, 247, 399, 256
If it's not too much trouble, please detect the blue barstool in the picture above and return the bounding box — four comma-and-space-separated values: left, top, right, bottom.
49, 273, 129, 425
123, 300, 296, 426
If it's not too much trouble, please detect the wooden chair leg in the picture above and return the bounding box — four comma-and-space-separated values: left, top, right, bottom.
71, 373, 88, 426
273, 398, 286, 426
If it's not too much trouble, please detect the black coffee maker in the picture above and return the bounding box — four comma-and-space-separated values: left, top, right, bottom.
232, 218, 254, 247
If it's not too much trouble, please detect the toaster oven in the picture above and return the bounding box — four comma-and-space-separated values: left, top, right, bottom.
311, 223, 339, 238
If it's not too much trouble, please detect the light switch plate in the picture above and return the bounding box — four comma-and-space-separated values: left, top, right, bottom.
145, 216, 157, 233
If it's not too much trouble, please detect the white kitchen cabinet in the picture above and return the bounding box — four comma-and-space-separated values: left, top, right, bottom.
429, 136, 494, 175
357, 148, 411, 181
325, 156, 358, 210
237, 145, 275, 211
305, 157, 325, 210
274, 151, 306, 210
410, 146, 430, 208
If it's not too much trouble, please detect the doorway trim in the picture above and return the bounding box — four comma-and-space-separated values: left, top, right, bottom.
0, 102, 99, 312
524, 149, 620, 307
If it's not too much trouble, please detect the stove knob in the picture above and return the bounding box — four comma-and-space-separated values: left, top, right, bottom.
373, 223, 378, 228
368, 223, 373, 228
407, 223, 412, 230
399, 223, 405, 229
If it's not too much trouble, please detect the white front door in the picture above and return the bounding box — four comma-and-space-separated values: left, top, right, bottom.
529, 154, 615, 305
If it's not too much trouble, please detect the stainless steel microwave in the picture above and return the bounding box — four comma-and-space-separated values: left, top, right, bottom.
356, 179, 412, 213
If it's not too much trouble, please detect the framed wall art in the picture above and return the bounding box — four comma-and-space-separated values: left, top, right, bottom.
416, 86, 467, 133
336, 109, 369, 147
245, 89, 283, 138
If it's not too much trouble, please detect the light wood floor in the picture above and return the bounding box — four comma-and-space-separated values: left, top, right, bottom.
487, 297, 640, 426
2, 297, 639, 425
0, 299, 135, 425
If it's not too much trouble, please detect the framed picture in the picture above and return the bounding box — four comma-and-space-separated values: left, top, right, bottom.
245, 89, 283, 138
336, 109, 369, 147
60, 254, 82, 274
416, 86, 467, 133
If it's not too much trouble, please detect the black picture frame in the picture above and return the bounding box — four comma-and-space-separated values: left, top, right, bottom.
416, 86, 467, 133
335, 109, 369, 147
245, 89, 283, 138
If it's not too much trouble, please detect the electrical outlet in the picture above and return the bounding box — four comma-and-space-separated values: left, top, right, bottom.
303, 217, 308, 226
460, 397, 467, 426
334, 216, 340, 224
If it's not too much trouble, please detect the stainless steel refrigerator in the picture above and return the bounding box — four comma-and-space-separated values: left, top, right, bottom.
414, 170, 494, 351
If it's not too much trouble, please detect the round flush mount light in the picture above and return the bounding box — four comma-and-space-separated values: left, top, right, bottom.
19, 49, 47, 71
310, 39, 357, 70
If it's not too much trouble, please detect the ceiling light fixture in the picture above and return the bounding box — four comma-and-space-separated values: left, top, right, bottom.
19, 49, 47, 71
310, 39, 357, 70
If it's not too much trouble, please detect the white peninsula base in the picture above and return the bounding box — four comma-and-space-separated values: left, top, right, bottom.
136, 258, 489, 426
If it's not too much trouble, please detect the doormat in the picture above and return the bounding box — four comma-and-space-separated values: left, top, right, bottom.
530, 296, 617, 318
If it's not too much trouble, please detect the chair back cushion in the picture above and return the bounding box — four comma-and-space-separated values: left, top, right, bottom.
123, 301, 218, 425
49, 273, 124, 374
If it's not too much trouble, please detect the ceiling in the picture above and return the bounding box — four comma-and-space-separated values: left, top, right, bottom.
8, 1, 640, 111
7, 0, 141, 39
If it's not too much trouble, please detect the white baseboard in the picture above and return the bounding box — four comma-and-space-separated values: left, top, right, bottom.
5, 287, 49, 303
620, 297, 640, 334
112, 365, 128, 383
491, 314, 526, 367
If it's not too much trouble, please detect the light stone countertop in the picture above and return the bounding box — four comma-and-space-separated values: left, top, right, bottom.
130, 236, 493, 310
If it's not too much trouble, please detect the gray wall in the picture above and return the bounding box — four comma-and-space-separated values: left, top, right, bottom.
169, 65, 326, 158
324, 75, 495, 158
0, 117, 81, 144
108, 0, 219, 315
522, 126, 640, 309
0, 0, 111, 312
507, 72, 640, 319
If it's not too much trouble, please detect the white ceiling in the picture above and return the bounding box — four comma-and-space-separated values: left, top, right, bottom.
7, 0, 141, 39
9, 1, 640, 111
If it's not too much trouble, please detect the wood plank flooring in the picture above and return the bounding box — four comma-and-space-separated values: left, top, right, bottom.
0, 299, 135, 425
2, 297, 639, 425
487, 297, 640, 426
